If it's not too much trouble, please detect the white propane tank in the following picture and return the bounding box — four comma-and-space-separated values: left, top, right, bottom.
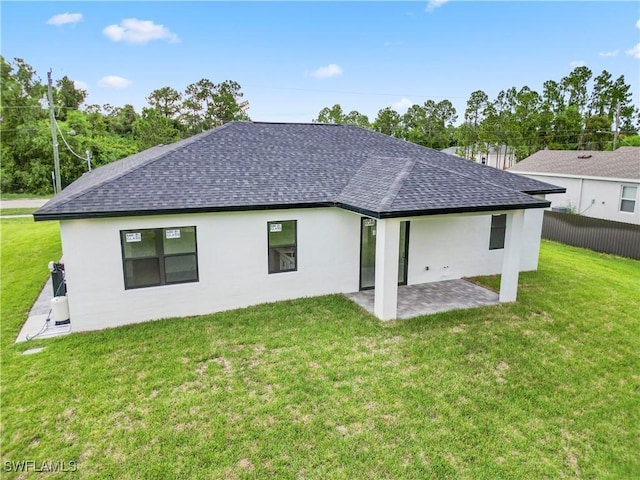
51, 296, 70, 324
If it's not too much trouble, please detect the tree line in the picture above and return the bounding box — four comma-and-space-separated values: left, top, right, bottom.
1, 56, 249, 193
1, 56, 638, 194
315, 66, 639, 168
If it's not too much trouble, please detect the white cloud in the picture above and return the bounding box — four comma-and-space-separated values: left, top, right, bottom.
73, 80, 89, 91
103, 18, 179, 44
598, 50, 619, 57
569, 60, 586, 68
47, 13, 83, 26
636, 19, 640, 28
98, 76, 131, 88
310, 64, 343, 79
426, 0, 449, 12
626, 43, 640, 59
391, 98, 414, 113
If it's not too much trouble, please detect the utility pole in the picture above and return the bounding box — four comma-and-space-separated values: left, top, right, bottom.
47, 69, 62, 194
613, 103, 620, 151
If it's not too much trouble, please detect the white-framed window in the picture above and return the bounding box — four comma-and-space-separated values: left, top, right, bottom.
120, 226, 198, 289
620, 186, 637, 213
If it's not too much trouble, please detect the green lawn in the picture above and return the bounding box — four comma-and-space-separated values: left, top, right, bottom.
1, 218, 639, 479
0, 193, 51, 201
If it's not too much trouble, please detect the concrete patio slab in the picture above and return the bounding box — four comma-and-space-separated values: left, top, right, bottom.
344, 279, 499, 319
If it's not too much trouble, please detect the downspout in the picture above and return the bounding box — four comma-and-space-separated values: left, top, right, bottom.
576, 177, 584, 213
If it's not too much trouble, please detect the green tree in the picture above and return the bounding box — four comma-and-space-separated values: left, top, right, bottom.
401, 100, 457, 149
542, 80, 565, 114
549, 105, 583, 150
106, 104, 139, 136
460, 90, 489, 158
0, 56, 48, 192
372, 107, 402, 137
561, 66, 592, 115
511, 86, 543, 160
133, 107, 182, 149
54, 75, 87, 119
313, 105, 370, 129
584, 114, 613, 150
182, 79, 250, 133
147, 86, 182, 119
213, 80, 250, 124
314, 104, 345, 124
343, 110, 370, 128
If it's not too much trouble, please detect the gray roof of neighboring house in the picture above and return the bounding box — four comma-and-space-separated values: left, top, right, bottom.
509, 147, 640, 180
34, 122, 565, 221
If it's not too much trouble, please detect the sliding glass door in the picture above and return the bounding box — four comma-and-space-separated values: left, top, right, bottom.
359, 218, 409, 290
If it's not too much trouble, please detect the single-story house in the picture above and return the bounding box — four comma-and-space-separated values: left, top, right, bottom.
509, 147, 640, 225
34, 122, 564, 331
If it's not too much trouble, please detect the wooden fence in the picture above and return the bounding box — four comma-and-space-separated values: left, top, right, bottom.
542, 211, 640, 260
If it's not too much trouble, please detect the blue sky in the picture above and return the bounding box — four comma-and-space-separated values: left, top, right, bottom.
2, 1, 639, 123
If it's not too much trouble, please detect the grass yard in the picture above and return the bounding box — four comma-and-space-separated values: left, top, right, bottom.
0, 193, 51, 201
1, 218, 639, 479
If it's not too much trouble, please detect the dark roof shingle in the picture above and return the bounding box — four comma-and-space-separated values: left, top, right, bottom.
35, 122, 564, 220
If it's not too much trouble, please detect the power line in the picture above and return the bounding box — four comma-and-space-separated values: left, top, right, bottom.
243, 84, 473, 100
1, 104, 78, 109
54, 118, 92, 171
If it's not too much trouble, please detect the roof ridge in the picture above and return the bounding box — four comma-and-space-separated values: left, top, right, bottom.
251, 120, 346, 126
42, 124, 233, 212
380, 157, 418, 210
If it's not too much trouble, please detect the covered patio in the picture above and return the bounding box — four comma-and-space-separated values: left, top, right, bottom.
345, 279, 499, 319
360, 212, 524, 321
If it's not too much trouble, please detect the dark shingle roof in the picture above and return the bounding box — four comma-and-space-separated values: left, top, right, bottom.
509, 147, 640, 179
35, 122, 564, 221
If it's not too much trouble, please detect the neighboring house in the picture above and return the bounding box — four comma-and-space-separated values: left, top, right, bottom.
509, 147, 640, 225
34, 122, 564, 332
441, 146, 516, 170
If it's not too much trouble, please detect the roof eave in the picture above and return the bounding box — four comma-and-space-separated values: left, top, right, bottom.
337, 199, 551, 219
35, 197, 552, 222
375, 200, 551, 219
33, 201, 335, 222
521, 187, 567, 195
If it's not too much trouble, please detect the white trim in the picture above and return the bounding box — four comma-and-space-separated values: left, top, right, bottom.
499, 210, 524, 303
619, 184, 638, 214
373, 218, 400, 320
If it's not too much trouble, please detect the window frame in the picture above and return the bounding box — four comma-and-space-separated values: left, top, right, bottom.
489, 214, 507, 250
120, 226, 199, 290
619, 185, 638, 214
267, 220, 297, 274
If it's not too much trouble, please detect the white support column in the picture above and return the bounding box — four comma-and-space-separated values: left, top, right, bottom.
374, 218, 401, 320
499, 209, 525, 303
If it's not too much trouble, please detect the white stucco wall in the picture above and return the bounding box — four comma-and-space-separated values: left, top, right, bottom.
521, 174, 640, 225
405, 209, 542, 285
60, 208, 361, 331
59, 206, 546, 332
